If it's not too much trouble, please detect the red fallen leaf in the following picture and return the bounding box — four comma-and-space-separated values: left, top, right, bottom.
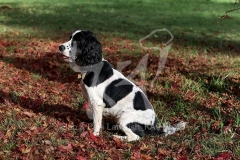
75, 156, 87, 160
222, 126, 231, 134
59, 84, 66, 90
12, 76, 19, 81
20, 96, 27, 101
113, 136, 122, 148
214, 152, 232, 160
35, 98, 43, 107
0, 131, 4, 140
90, 144, 97, 148
172, 82, 179, 89
202, 127, 208, 133
178, 156, 188, 160
82, 102, 89, 110
1, 41, 7, 46
80, 131, 88, 138
61, 133, 73, 138
89, 131, 97, 140
133, 151, 141, 159
58, 143, 73, 153
136, 80, 147, 86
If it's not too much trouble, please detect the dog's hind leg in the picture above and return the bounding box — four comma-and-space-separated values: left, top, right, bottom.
113, 123, 140, 142
113, 119, 141, 142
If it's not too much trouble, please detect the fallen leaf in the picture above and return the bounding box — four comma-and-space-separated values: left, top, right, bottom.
158, 149, 169, 156
89, 131, 97, 140
141, 154, 153, 160
0, 131, 4, 140
22, 147, 31, 154
113, 136, 122, 148
58, 143, 73, 153
80, 131, 88, 138
23, 111, 35, 117
178, 156, 188, 160
35, 98, 43, 107
75, 156, 87, 160
133, 151, 141, 159
82, 102, 89, 110
214, 152, 232, 160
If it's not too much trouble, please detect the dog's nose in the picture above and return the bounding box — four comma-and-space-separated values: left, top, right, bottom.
59, 45, 65, 51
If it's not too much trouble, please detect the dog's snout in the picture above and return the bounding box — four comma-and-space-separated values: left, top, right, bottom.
59, 45, 65, 52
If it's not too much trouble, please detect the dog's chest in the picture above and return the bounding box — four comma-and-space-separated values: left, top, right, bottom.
80, 73, 89, 100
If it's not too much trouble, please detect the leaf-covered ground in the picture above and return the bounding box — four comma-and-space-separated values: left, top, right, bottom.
0, 32, 239, 159
1, 0, 240, 159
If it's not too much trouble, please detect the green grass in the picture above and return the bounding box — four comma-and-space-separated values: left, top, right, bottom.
1, 0, 240, 46
31, 73, 42, 81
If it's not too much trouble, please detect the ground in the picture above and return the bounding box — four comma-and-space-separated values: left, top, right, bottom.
0, 0, 240, 159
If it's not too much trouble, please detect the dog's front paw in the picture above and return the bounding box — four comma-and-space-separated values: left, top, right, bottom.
93, 131, 100, 136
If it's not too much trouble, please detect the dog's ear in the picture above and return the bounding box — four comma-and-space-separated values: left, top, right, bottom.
74, 31, 102, 66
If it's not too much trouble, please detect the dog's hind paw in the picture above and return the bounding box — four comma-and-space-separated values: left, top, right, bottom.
113, 135, 140, 142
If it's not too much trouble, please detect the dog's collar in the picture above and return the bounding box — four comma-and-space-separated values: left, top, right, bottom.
77, 60, 105, 79
78, 72, 86, 79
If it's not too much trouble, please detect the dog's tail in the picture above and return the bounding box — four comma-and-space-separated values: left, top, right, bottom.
127, 121, 187, 137
149, 121, 188, 136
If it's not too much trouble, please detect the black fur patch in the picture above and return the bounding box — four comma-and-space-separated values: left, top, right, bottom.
127, 123, 145, 137
133, 91, 153, 110
103, 79, 133, 108
73, 30, 102, 66
83, 72, 95, 87
127, 118, 164, 137
83, 61, 113, 87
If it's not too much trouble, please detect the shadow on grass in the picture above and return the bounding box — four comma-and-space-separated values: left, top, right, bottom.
0, 89, 91, 126
0, 52, 80, 85
0, 89, 127, 135
0, 1, 240, 54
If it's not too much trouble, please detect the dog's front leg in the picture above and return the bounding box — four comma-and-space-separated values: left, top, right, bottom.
87, 87, 105, 136
92, 104, 104, 136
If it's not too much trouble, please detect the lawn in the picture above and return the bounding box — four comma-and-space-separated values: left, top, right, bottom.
0, 0, 240, 159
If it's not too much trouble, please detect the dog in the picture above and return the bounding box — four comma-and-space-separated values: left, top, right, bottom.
59, 30, 186, 141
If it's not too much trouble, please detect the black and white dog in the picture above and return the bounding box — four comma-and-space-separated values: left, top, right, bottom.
59, 30, 186, 141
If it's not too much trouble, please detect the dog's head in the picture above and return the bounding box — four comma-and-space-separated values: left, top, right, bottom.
59, 30, 102, 66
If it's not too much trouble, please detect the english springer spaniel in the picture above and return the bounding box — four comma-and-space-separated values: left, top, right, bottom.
59, 30, 186, 141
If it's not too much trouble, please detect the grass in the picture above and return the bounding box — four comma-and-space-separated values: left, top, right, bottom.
0, 0, 240, 159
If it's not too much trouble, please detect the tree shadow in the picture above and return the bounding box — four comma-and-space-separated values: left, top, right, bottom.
0, 89, 91, 126
0, 52, 80, 85
0, 1, 239, 54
